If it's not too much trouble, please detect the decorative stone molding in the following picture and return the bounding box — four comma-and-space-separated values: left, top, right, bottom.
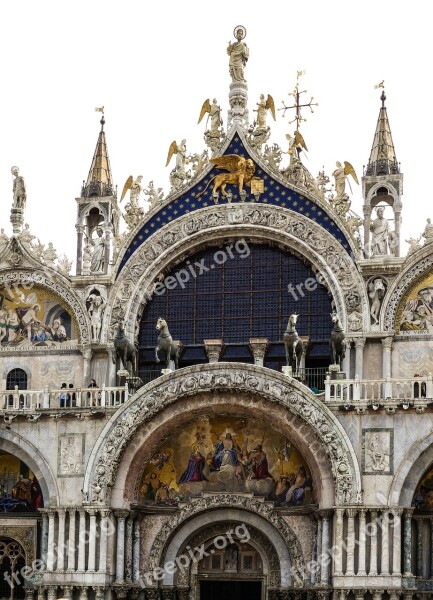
0, 269, 91, 345
84, 363, 361, 506
149, 495, 302, 586
107, 203, 368, 344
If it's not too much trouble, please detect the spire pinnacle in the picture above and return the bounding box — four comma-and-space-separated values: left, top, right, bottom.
81, 111, 114, 198
365, 91, 399, 176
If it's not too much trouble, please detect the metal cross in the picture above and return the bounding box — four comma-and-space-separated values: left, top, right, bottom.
279, 71, 318, 130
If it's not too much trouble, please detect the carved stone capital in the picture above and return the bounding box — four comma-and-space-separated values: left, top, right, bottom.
249, 337, 269, 365
381, 336, 393, 350
114, 510, 130, 521
354, 337, 366, 349
203, 338, 224, 363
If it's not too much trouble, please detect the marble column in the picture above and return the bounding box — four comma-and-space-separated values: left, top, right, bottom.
381, 510, 390, 575
133, 519, 141, 581
430, 516, 433, 579
371, 591, 383, 600
40, 510, 49, 567
369, 509, 378, 576
355, 338, 366, 379
78, 509, 86, 571
67, 508, 76, 571
416, 517, 423, 577
57, 509, 66, 571
316, 515, 323, 583
403, 508, 413, 576
363, 204, 372, 257
334, 508, 344, 576
249, 338, 269, 366
125, 514, 134, 583
46, 510, 56, 571
342, 339, 351, 377
107, 345, 117, 386
76, 224, 84, 275
203, 339, 224, 363
87, 509, 97, 572
381, 337, 393, 379
37, 587, 46, 600
99, 509, 110, 573
389, 593, 401, 600
82, 349, 93, 393
358, 508, 367, 575
47, 588, 57, 600
115, 510, 129, 583
346, 508, 356, 575
392, 509, 402, 576
320, 513, 330, 584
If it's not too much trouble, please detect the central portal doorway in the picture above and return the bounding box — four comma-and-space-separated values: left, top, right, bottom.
200, 580, 262, 600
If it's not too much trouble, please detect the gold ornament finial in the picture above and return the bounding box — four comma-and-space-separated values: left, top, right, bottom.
279, 71, 318, 132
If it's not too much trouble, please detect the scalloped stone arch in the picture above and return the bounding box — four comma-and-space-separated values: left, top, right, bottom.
388, 430, 433, 507
0, 429, 59, 505
76, 200, 109, 226
0, 269, 91, 344
152, 503, 300, 588
83, 363, 361, 506
106, 203, 368, 343
366, 180, 400, 206
382, 248, 433, 331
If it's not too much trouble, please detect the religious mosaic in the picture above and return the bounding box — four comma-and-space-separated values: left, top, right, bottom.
137, 416, 313, 507
0, 451, 43, 513
397, 273, 433, 333
413, 463, 433, 511
0, 284, 79, 347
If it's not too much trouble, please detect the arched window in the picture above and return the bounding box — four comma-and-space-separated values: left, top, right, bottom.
6, 369, 28, 391
0, 538, 26, 599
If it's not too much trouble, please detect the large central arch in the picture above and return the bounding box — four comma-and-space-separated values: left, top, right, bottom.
106, 203, 368, 342
83, 363, 361, 506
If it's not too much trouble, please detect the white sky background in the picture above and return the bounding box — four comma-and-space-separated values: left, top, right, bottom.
0, 0, 430, 267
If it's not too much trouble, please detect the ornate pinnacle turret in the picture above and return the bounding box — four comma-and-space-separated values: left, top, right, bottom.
227, 25, 249, 129
81, 113, 114, 198
365, 91, 399, 176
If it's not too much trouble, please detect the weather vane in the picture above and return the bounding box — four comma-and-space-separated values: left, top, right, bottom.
279, 71, 318, 131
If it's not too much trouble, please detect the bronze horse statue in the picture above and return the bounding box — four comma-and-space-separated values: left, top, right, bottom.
283, 314, 304, 375
330, 313, 346, 369
112, 321, 137, 375
155, 317, 180, 369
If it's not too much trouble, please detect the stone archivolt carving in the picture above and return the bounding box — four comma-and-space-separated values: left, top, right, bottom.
173, 521, 281, 588
0, 270, 90, 345
148, 497, 302, 586
383, 253, 433, 332
108, 203, 367, 342
86, 364, 360, 506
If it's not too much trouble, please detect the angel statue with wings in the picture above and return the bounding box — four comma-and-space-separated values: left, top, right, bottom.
331, 161, 359, 217
255, 94, 276, 129
198, 99, 225, 153
166, 140, 188, 190
120, 175, 143, 208
283, 130, 309, 188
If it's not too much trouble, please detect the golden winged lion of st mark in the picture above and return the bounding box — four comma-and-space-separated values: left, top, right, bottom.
197, 154, 256, 198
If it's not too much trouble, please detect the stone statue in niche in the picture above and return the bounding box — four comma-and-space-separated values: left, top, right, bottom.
370, 206, 389, 256
87, 291, 106, 343
368, 278, 386, 325
224, 545, 238, 571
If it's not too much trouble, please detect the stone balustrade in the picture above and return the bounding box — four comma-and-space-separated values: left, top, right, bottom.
325, 374, 433, 407
0, 385, 128, 412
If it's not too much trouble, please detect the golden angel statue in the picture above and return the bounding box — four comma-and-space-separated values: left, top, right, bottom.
255, 94, 276, 129
198, 154, 256, 198
198, 98, 222, 133
120, 175, 143, 207
332, 161, 358, 200
286, 130, 308, 162
166, 140, 187, 170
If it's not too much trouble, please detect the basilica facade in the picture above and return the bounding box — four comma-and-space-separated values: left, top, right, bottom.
1, 27, 433, 600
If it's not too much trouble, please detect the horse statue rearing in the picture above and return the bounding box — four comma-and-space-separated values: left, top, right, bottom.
283, 314, 304, 375
155, 317, 180, 370
330, 313, 346, 369
112, 321, 137, 375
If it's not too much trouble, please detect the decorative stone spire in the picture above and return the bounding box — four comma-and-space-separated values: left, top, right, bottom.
227, 25, 249, 128
81, 114, 114, 198
365, 91, 399, 176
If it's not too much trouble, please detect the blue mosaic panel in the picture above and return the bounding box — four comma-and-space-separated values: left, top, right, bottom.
119, 135, 351, 275
138, 244, 333, 361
